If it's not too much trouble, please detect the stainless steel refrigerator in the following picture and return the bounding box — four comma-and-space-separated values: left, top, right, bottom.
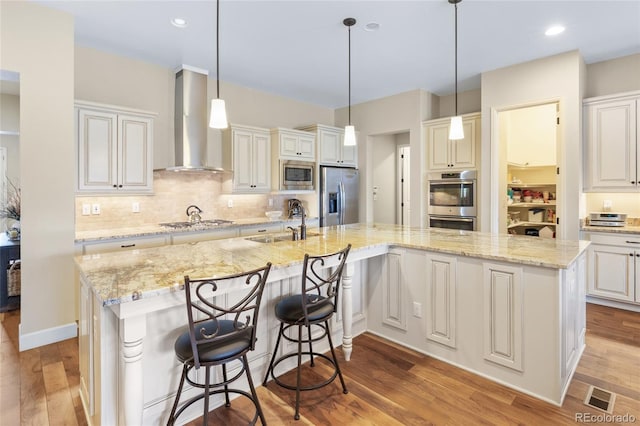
319, 166, 360, 227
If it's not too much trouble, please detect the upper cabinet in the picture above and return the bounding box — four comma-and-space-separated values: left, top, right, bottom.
271, 128, 315, 161
584, 91, 640, 191
298, 124, 357, 167
222, 124, 271, 193
424, 112, 480, 171
76, 102, 155, 194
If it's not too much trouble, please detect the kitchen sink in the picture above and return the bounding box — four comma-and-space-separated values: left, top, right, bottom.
245, 232, 319, 244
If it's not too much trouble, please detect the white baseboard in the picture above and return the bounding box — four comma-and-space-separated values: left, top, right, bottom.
19, 321, 78, 351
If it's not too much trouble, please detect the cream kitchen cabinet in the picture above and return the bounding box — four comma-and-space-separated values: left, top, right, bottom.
222, 124, 271, 193
76, 102, 155, 193
583, 232, 640, 307
424, 112, 479, 171
298, 124, 357, 167
584, 91, 640, 191
81, 235, 168, 255
271, 128, 315, 161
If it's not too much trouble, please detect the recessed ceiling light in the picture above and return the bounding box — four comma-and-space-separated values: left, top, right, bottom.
364, 22, 380, 32
545, 25, 565, 36
171, 18, 188, 28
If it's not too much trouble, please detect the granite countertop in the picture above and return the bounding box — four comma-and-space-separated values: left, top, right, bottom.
75, 223, 590, 307
75, 216, 315, 243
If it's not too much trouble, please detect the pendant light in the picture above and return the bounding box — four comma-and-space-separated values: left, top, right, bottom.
209, 0, 228, 129
343, 17, 357, 147
448, 0, 464, 140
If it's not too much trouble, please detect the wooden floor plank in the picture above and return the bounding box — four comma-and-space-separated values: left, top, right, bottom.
42, 361, 79, 426
2, 303, 639, 425
20, 347, 49, 426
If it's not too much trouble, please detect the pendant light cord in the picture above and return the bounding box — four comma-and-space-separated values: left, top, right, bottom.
216, 0, 220, 100
454, 1, 458, 117
348, 22, 352, 126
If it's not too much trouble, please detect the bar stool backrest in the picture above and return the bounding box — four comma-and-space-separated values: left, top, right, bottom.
300, 244, 351, 325
183, 263, 272, 369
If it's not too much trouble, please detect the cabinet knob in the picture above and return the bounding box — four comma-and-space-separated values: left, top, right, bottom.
113, 184, 117, 188
632, 181, 636, 184
630, 253, 634, 257
119, 185, 123, 188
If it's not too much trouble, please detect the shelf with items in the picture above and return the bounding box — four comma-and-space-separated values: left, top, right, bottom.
509, 201, 556, 208
507, 221, 556, 229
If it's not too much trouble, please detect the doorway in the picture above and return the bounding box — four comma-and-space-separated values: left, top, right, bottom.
496, 101, 560, 237
371, 132, 410, 225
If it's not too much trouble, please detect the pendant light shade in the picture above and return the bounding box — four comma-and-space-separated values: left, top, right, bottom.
449, 116, 464, 140
343, 17, 357, 147
209, 98, 228, 128
448, 0, 464, 140
344, 125, 356, 146
209, 0, 228, 129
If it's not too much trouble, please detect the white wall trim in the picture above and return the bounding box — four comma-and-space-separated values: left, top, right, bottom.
19, 321, 78, 351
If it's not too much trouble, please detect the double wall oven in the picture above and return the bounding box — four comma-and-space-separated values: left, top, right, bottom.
428, 170, 477, 231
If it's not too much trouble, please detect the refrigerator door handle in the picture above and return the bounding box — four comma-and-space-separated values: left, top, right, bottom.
339, 181, 345, 225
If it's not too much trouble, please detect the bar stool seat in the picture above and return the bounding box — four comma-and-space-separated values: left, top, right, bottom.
174, 320, 252, 364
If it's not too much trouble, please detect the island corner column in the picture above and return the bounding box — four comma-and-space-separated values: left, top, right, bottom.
341, 261, 355, 361
119, 315, 146, 425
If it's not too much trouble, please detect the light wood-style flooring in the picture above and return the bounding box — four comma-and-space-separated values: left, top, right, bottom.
2, 303, 639, 425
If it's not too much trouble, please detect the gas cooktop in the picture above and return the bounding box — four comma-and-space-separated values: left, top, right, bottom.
159, 219, 234, 229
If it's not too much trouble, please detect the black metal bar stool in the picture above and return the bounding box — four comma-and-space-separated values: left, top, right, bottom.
262, 245, 351, 420
167, 263, 272, 426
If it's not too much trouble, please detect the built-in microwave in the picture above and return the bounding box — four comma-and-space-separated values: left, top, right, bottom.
280, 160, 314, 191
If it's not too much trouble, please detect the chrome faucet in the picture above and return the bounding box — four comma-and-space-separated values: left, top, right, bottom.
286, 226, 299, 241
186, 205, 202, 223
290, 200, 307, 240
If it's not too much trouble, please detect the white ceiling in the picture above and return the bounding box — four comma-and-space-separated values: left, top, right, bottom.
32, 0, 640, 108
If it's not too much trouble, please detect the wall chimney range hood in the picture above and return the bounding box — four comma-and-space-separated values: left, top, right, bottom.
162, 66, 229, 172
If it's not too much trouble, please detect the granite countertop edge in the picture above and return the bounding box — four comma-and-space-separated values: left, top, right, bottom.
75, 217, 316, 243
76, 224, 591, 307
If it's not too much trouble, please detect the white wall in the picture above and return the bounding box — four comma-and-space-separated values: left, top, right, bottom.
481, 50, 584, 240
585, 53, 640, 98
371, 134, 397, 224
438, 88, 482, 118
335, 90, 436, 227
0, 1, 76, 348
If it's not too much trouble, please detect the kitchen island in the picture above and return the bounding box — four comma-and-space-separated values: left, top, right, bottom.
75, 223, 589, 425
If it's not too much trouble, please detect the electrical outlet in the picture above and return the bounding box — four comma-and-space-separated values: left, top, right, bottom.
603, 200, 612, 211
413, 302, 422, 318
82, 204, 91, 215
132, 202, 140, 213
227, 198, 233, 208
268, 198, 273, 207
91, 204, 101, 215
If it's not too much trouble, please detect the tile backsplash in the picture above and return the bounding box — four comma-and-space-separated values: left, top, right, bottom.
584, 193, 640, 217
75, 171, 317, 232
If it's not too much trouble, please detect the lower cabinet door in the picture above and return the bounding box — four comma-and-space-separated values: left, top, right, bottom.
483, 263, 524, 371
588, 244, 635, 302
425, 254, 457, 348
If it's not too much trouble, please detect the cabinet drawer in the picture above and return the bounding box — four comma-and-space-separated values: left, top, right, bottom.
171, 229, 239, 244
238, 223, 283, 236
587, 232, 640, 246
83, 236, 168, 254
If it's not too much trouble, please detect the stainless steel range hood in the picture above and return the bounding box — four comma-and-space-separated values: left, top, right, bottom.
163, 67, 228, 172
